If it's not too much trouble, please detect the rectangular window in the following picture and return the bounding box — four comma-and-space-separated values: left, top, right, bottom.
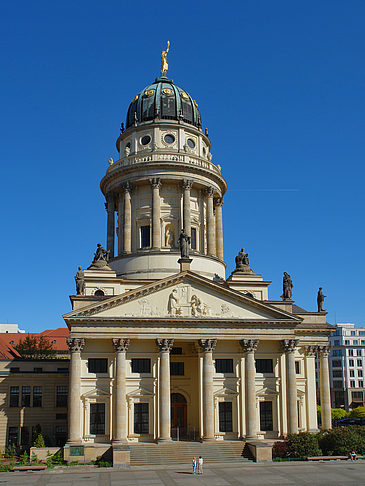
359, 331, 365, 336
334, 391, 345, 407
351, 331, 356, 336
131, 359, 151, 374
295, 361, 300, 374
219, 402, 233, 432
359, 370, 363, 378
352, 391, 363, 400
8, 427, 18, 446
191, 228, 197, 250
333, 380, 343, 389
21, 386, 31, 407
20, 427, 29, 446
140, 225, 150, 248
358, 360, 363, 367
10, 367, 20, 373
33, 386, 42, 407
256, 359, 273, 374
359, 381, 364, 388
349, 359, 354, 367
259, 401, 273, 431
171, 347, 182, 355
215, 359, 234, 374
358, 350, 363, 356
134, 403, 149, 434
10, 386, 19, 407
350, 370, 355, 377
170, 362, 184, 376
349, 350, 354, 356
90, 403, 105, 435
57, 368, 69, 373
56, 413, 67, 420
56, 386, 68, 407
350, 380, 356, 388
332, 370, 342, 377
332, 360, 341, 367
88, 358, 108, 373
334, 340, 340, 346
354, 340, 358, 345
33, 368, 42, 373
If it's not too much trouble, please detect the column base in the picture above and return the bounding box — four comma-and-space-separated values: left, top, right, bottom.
245, 435, 257, 440
157, 437, 173, 443
201, 437, 216, 442
112, 439, 129, 445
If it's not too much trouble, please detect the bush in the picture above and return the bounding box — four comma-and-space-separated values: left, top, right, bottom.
319, 426, 365, 455
4, 444, 16, 458
349, 407, 365, 418
19, 451, 29, 465
52, 450, 65, 465
272, 441, 289, 458
33, 433, 45, 448
286, 432, 322, 458
332, 408, 348, 420
97, 460, 112, 468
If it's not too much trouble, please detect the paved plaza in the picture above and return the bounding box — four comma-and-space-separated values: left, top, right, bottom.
0, 461, 364, 486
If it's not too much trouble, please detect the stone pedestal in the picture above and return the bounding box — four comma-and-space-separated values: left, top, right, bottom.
178, 258, 192, 272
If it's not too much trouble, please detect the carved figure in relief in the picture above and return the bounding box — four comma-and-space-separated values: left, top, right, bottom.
165, 225, 175, 247
220, 303, 231, 317
168, 289, 181, 316
191, 294, 209, 317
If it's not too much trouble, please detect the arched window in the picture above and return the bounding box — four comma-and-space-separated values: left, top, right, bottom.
94, 289, 105, 296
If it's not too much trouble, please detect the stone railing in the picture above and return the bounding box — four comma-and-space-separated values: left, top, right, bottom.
107, 152, 222, 176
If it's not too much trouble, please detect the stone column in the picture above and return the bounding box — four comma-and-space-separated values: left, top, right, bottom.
304, 346, 318, 432
122, 182, 133, 254
106, 192, 115, 258
156, 338, 174, 441
198, 339, 217, 441
150, 178, 161, 250
282, 339, 299, 434
181, 179, 193, 237
319, 345, 332, 430
215, 197, 224, 261
117, 193, 124, 256
112, 338, 130, 443
66, 337, 85, 444
240, 339, 259, 439
204, 187, 216, 256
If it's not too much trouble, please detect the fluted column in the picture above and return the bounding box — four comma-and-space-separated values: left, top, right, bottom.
215, 197, 224, 261
66, 337, 85, 444
117, 193, 124, 256
304, 346, 318, 432
157, 338, 174, 441
240, 339, 258, 439
106, 192, 115, 258
112, 338, 130, 443
150, 178, 161, 250
204, 187, 216, 256
282, 339, 299, 434
198, 339, 217, 441
181, 179, 193, 237
319, 345, 332, 430
122, 182, 133, 254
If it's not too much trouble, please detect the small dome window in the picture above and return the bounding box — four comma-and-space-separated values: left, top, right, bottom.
187, 138, 195, 149
95, 289, 105, 296
202, 147, 206, 155
180, 91, 189, 99
141, 135, 151, 145
164, 134, 175, 144
145, 89, 154, 97
163, 88, 173, 95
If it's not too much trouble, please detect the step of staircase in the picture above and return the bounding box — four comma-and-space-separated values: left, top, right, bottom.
129, 441, 252, 465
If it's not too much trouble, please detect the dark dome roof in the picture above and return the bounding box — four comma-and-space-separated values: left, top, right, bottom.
126, 76, 202, 129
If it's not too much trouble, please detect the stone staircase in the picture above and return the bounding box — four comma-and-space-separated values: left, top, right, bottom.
129, 441, 252, 466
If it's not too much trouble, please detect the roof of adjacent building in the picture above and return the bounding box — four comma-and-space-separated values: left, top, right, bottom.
0, 328, 69, 352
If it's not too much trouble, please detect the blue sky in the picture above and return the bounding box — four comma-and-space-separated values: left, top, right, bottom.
1, 0, 364, 331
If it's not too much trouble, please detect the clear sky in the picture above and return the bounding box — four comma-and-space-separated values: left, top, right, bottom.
1, 0, 364, 331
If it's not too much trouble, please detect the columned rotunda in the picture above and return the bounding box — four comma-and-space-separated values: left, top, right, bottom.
63, 54, 332, 464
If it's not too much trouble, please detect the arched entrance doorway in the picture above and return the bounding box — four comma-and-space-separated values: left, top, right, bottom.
171, 393, 187, 440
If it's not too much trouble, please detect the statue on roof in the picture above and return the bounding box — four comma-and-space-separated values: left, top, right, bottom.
317, 287, 326, 312
93, 243, 110, 263
178, 228, 190, 259
282, 272, 293, 301
75, 266, 85, 295
161, 41, 170, 77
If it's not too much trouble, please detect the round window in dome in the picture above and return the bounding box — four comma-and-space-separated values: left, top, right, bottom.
145, 89, 154, 97
141, 135, 151, 146
164, 134, 175, 144
187, 138, 195, 149
163, 88, 173, 95
181, 91, 189, 99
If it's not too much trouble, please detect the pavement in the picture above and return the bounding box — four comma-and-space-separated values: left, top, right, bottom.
1, 460, 365, 486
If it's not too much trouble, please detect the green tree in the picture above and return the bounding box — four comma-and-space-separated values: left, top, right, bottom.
332, 408, 348, 420
15, 335, 55, 359
349, 406, 365, 418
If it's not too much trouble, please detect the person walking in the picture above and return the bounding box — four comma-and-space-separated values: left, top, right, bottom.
198, 456, 203, 474
192, 457, 197, 474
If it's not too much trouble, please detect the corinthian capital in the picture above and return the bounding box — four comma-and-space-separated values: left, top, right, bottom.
113, 338, 130, 352
121, 181, 134, 194
106, 192, 115, 211
198, 339, 217, 352
304, 345, 318, 357
282, 339, 299, 353
214, 197, 224, 207
318, 345, 330, 357
150, 177, 162, 190
204, 186, 214, 198
181, 179, 193, 190
67, 337, 85, 352
240, 339, 259, 353
156, 338, 174, 352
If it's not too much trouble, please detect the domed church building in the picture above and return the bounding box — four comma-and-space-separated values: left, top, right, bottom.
63, 48, 333, 464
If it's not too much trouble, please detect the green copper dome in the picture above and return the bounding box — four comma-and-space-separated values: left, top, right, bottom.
126, 76, 202, 129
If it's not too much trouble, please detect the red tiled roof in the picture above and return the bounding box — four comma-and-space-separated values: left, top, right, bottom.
0, 336, 22, 359
1, 328, 70, 351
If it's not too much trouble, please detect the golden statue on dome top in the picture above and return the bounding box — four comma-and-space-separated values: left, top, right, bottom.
161, 41, 170, 77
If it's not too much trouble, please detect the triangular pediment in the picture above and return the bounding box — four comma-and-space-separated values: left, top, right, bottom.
127, 387, 154, 398
82, 387, 109, 400
64, 271, 300, 323
214, 386, 238, 397
257, 386, 279, 397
